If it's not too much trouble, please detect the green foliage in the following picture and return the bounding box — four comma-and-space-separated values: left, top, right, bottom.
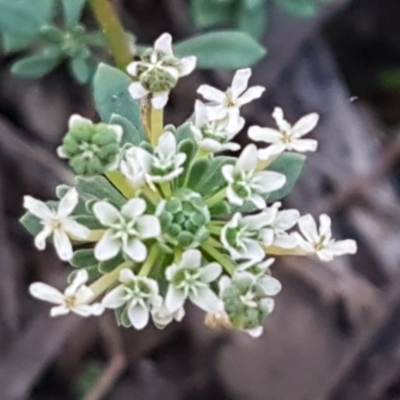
266, 152, 305, 202
276, 0, 334, 17
110, 114, 144, 146
71, 249, 98, 268
174, 31, 266, 69
10, 51, 61, 78
93, 64, 146, 142
61, 0, 86, 28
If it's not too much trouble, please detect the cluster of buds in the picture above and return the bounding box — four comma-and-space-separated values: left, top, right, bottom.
22, 33, 357, 337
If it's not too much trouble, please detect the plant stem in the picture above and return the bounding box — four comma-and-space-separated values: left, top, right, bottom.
150, 107, 164, 145
159, 182, 172, 199
256, 154, 280, 171
201, 241, 235, 275
138, 245, 160, 277
90, 261, 133, 298
106, 171, 136, 198
89, 0, 132, 70
205, 188, 227, 208
142, 185, 162, 205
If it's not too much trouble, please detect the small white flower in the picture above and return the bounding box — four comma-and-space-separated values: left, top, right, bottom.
222, 144, 286, 209
93, 198, 161, 262
191, 100, 243, 153
102, 269, 162, 330
248, 107, 319, 161
127, 33, 197, 109
165, 249, 222, 313
221, 211, 276, 264
121, 131, 186, 186
260, 202, 300, 249
23, 188, 90, 261
294, 214, 357, 261
198, 68, 265, 131
151, 303, 185, 329
29, 269, 104, 317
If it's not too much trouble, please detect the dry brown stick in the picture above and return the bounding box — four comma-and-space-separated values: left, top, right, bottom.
85, 314, 127, 400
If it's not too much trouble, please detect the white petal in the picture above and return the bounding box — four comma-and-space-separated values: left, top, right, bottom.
261, 297, 275, 313
248, 126, 282, 144
132, 147, 152, 172
272, 107, 291, 132
50, 305, 70, 317
57, 146, 68, 159
157, 131, 177, 157
65, 270, 89, 296
108, 124, 124, 142
243, 209, 275, 230
73, 303, 104, 317
128, 303, 149, 330
261, 276, 282, 296
128, 82, 149, 99
199, 263, 222, 283
136, 215, 161, 239
319, 214, 332, 238
325, 240, 357, 257
237, 144, 258, 172
102, 286, 128, 309
29, 282, 64, 304
227, 185, 245, 206
218, 276, 231, 295
181, 249, 202, 268
179, 56, 197, 77
165, 264, 179, 282
63, 219, 90, 239
257, 144, 285, 161
94, 230, 121, 261
93, 201, 119, 226
54, 230, 73, 261
57, 188, 79, 218
273, 233, 299, 248
247, 326, 264, 338
222, 164, 234, 183
74, 285, 93, 303
200, 138, 223, 153
119, 268, 136, 283
190, 287, 221, 313
68, 114, 92, 129
34, 226, 53, 250
23, 196, 53, 220
151, 305, 173, 329
298, 214, 319, 243
123, 238, 147, 262
154, 33, 173, 56
165, 286, 186, 313
237, 86, 265, 106
121, 198, 146, 219
197, 85, 226, 103
194, 100, 208, 127
241, 240, 265, 262
126, 61, 140, 77
151, 92, 169, 109
291, 113, 319, 137
290, 139, 318, 152
226, 107, 241, 132
261, 229, 274, 246
275, 209, 300, 230
249, 193, 266, 210
231, 68, 251, 97
253, 171, 286, 193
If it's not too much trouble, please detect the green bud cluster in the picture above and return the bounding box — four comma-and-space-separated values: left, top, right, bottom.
159, 189, 210, 248
61, 122, 120, 175
223, 275, 271, 331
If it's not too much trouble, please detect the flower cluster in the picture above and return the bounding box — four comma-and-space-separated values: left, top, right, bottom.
22, 33, 357, 337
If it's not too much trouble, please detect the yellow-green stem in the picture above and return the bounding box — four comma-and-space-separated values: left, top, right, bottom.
138, 245, 160, 277
256, 154, 280, 171
106, 171, 136, 198
159, 182, 172, 199
205, 188, 227, 208
150, 107, 164, 145
89, 260, 133, 299
141, 185, 161, 205
201, 241, 235, 275
89, 0, 132, 70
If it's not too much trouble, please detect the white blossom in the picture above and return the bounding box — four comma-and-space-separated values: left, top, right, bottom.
23, 188, 90, 261
151, 303, 185, 329
248, 107, 319, 161
102, 269, 162, 330
165, 249, 222, 313
29, 270, 104, 317
294, 214, 357, 261
127, 33, 197, 109
93, 198, 161, 262
198, 68, 265, 131
222, 144, 286, 209
191, 100, 243, 153
121, 131, 186, 186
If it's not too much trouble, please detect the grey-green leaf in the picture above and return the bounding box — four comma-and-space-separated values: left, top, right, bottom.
266, 152, 306, 202
174, 30, 266, 70
110, 113, 146, 145
190, 0, 233, 28
20, 212, 42, 237
238, 0, 267, 40
70, 54, 91, 83
71, 249, 98, 268
62, 0, 86, 27
11, 52, 60, 79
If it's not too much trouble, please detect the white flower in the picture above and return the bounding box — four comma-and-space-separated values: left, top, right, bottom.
151, 303, 185, 329
294, 214, 357, 261
23, 188, 90, 261
248, 107, 319, 161
93, 198, 161, 262
29, 269, 104, 317
127, 33, 197, 109
221, 212, 275, 265
260, 202, 300, 249
198, 68, 265, 131
222, 144, 286, 209
165, 249, 222, 313
191, 100, 243, 153
102, 269, 162, 330
121, 131, 186, 186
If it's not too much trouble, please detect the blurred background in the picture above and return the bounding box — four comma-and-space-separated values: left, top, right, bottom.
1, 0, 400, 399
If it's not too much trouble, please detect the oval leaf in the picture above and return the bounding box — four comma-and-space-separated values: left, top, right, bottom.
11, 53, 60, 78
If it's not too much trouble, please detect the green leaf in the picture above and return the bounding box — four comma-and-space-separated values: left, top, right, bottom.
93, 64, 145, 139
62, 0, 86, 27
187, 158, 210, 191
76, 175, 126, 206
277, 0, 331, 17
11, 52, 61, 79
20, 212, 42, 237
2, 33, 38, 53
110, 113, 146, 145
98, 253, 125, 273
176, 121, 194, 142
238, 0, 267, 40
68, 265, 101, 283
174, 30, 266, 69
75, 215, 103, 229
71, 249, 98, 268
209, 200, 231, 217
0, 0, 55, 36
266, 152, 306, 202
190, 0, 234, 28
70, 54, 91, 83
177, 139, 197, 188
